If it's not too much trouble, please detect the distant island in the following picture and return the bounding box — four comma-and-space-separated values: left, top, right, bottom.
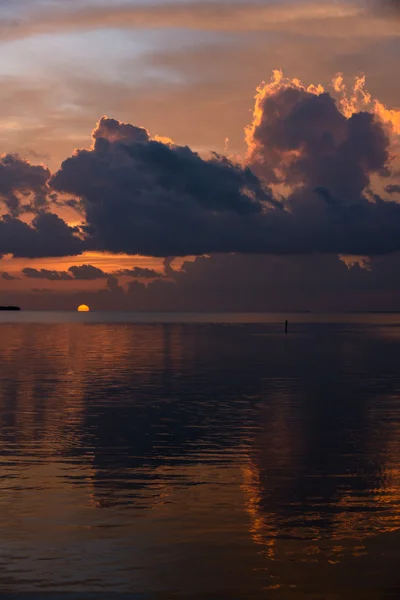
0, 306, 20, 311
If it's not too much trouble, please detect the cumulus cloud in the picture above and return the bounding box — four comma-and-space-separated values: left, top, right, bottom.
2, 71, 400, 262
51, 116, 277, 257
50, 89, 400, 257
238, 74, 400, 254
248, 87, 389, 199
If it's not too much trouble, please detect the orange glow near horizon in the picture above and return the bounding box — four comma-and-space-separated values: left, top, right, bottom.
0, 253, 190, 274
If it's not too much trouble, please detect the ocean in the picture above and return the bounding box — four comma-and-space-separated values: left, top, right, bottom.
1, 312, 400, 598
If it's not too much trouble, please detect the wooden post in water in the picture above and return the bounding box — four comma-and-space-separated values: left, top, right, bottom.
285, 320, 288, 334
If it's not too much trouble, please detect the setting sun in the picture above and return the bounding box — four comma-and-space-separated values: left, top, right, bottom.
77, 304, 90, 312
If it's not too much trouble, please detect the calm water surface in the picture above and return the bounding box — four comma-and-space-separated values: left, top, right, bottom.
1, 312, 400, 598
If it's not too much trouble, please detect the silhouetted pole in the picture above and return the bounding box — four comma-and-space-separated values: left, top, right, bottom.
285, 320, 288, 334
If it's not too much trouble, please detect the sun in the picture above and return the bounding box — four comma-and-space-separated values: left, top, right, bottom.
77, 304, 90, 312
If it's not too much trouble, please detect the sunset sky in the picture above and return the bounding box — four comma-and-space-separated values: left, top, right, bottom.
1, 0, 400, 310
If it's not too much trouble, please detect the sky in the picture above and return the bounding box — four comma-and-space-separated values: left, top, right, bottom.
0, 0, 400, 310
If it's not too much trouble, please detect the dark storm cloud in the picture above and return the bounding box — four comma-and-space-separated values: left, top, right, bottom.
68, 264, 107, 280
22, 267, 73, 281
249, 88, 389, 200
50, 116, 279, 257
0, 153, 84, 258
49, 105, 400, 257
0, 212, 83, 258
242, 85, 400, 255
1, 82, 400, 260
0, 154, 50, 216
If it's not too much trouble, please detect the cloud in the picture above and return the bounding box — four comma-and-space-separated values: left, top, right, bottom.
106, 275, 124, 294
241, 72, 400, 255
22, 263, 107, 281
51, 84, 400, 257
3, 250, 400, 311
125, 251, 400, 312
19, 263, 165, 282
92, 116, 150, 145
68, 264, 107, 280
1, 71, 400, 261
0, 153, 84, 258
22, 267, 73, 281
114, 266, 164, 278
1, 272, 19, 281
61, 252, 400, 312
247, 74, 390, 197
0, 154, 50, 216
1, 2, 383, 43
163, 257, 176, 277
51, 115, 277, 257
0, 212, 84, 258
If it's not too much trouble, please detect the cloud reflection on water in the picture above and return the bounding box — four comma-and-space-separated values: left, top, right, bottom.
0, 318, 400, 595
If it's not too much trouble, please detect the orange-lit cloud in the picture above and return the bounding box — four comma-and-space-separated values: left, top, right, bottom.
0, 65, 399, 307
331, 73, 400, 135
0, 68, 398, 262
245, 69, 325, 160
339, 255, 372, 271
246, 69, 400, 175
